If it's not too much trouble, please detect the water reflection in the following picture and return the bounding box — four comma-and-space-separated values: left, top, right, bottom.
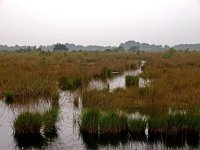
88, 60, 150, 92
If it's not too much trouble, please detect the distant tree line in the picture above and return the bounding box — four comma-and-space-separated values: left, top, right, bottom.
53, 43, 68, 51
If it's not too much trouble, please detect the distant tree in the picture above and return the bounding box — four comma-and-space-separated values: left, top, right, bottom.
27, 46, 32, 51
37, 47, 42, 51
117, 46, 125, 51
129, 46, 140, 52
53, 43, 68, 51
113, 46, 124, 52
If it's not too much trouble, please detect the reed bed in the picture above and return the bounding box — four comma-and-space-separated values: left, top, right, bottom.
82, 51, 200, 109
0, 51, 139, 98
14, 112, 42, 135
13, 93, 60, 137
80, 109, 200, 137
80, 109, 101, 134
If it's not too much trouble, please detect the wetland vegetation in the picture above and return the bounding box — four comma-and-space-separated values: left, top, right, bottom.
1, 50, 200, 149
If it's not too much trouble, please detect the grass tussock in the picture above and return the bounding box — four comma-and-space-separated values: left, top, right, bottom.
128, 118, 146, 133
4, 91, 15, 104
13, 93, 60, 136
80, 109, 101, 134
43, 106, 59, 134
14, 112, 42, 135
99, 112, 127, 134
125, 75, 139, 87
58, 76, 82, 90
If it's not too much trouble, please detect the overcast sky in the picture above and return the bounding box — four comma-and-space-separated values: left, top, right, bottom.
0, 0, 200, 46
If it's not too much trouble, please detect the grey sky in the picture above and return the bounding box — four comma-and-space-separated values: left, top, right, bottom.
0, 0, 200, 46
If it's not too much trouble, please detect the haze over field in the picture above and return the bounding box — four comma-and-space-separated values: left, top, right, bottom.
0, 0, 200, 46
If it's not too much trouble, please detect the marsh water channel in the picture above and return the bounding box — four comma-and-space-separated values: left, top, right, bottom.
0, 61, 199, 150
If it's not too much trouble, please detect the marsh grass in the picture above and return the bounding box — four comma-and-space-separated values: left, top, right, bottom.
128, 118, 146, 133
100, 68, 112, 79
125, 75, 139, 87
80, 109, 101, 134
14, 112, 42, 135
4, 91, 15, 104
43, 92, 60, 134
0, 51, 138, 98
99, 112, 127, 134
167, 113, 187, 129
43, 106, 59, 134
58, 76, 82, 90
186, 114, 200, 129
162, 48, 176, 58
148, 117, 167, 135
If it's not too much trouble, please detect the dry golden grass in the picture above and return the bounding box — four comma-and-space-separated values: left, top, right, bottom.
0, 51, 139, 98
144, 51, 200, 107
82, 51, 200, 110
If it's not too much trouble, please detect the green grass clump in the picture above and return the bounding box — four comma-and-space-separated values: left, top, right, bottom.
168, 113, 187, 128
58, 76, 82, 90
4, 91, 15, 104
101, 68, 112, 78
138, 88, 148, 97
80, 109, 101, 134
148, 117, 167, 133
162, 48, 176, 58
14, 112, 42, 135
119, 114, 128, 131
186, 114, 200, 129
99, 112, 123, 134
43, 106, 59, 134
125, 75, 139, 87
128, 118, 146, 133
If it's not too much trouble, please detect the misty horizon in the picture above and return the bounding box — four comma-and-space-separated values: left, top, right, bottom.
0, 0, 200, 46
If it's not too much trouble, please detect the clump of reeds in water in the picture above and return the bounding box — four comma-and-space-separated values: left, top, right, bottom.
58, 76, 82, 90
80, 109, 101, 134
13, 93, 60, 138
43, 106, 59, 135
80, 109, 200, 146
80, 110, 129, 135
128, 118, 146, 134
167, 113, 187, 132
99, 112, 128, 134
4, 91, 15, 104
14, 112, 42, 136
125, 75, 139, 87
148, 117, 167, 134
43, 92, 60, 136
100, 68, 112, 79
